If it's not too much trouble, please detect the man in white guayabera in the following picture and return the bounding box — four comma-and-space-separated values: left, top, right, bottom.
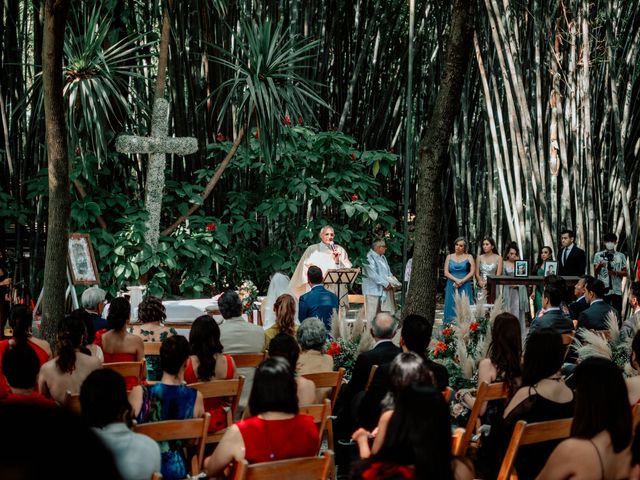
362, 239, 397, 321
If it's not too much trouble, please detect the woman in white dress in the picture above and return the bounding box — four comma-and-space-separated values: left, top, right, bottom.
261, 272, 293, 329
475, 237, 503, 303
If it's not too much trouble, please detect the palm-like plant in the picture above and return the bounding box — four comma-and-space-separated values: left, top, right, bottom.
63, 4, 152, 161
162, 18, 329, 235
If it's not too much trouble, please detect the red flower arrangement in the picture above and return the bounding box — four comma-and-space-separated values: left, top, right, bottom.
351, 194, 358, 201
206, 223, 217, 231
327, 341, 342, 356
469, 322, 479, 332
282, 115, 292, 126
433, 341, 448, 357
442, 327, 453, 337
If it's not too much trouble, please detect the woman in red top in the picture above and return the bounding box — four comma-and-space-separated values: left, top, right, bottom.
101, 297, 144, 389
185, 315, 237, 431
0, 305, 51, 398
2, 343, 57, 407
204, 357, 318, 476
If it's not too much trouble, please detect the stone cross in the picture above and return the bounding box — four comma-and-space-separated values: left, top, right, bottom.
115, 98, 198, 248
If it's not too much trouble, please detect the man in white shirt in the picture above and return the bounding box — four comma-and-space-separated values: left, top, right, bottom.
593, 232, 628, 315
362, 239, 396, 321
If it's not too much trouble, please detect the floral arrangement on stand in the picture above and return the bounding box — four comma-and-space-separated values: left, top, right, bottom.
237, 279, 259, 314
573, 313, 634, 375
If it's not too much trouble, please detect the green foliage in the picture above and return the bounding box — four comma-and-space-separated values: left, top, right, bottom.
0, 191, 30, 229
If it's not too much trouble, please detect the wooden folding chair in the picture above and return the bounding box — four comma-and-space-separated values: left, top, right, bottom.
443, 386, 454, 402
134, 413, 211, 477
150, 473, 162, 480
301, 368, 346, 407
591, 329, 611, 341
143, 342, 162, 356
188, 376, 245, 444
364, 365, 378, 392
103, 361, 145, 387
230, 353, 266, 369
497, 418, 573, 479
233, 450, 334, 480
63, 391, 82, 415
451, 427, 465, 455
299, 399, 332, 454
456, 381, 509, 456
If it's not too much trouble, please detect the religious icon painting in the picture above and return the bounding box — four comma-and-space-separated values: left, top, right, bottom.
515, 260, 528, 277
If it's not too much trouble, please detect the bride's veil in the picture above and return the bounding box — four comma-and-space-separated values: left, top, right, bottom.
262, 272, 293, 329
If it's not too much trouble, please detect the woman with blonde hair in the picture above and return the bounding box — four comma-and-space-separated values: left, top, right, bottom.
264, 293, 297, 350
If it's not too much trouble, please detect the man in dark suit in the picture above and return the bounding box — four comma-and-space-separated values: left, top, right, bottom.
578, 277, 619, 330
527, 281, 574, 344
569, 275, 590, 319
356, 314, 448, 429
558, 229, 587, 276
297, 265, 339, 331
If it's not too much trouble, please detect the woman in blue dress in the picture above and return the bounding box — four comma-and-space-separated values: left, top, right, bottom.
443, 237, 476, 324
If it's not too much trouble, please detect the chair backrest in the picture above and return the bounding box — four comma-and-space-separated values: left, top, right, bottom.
561, 332, 575, 359
298, 399, 331, 453
497, 418, 573, 479
456, 381, 509, 456
133, 413, 211, 476
301, 368, 346, 406
591, 329, 611, 341
364, 365, 378, 392
63, 390, 82, 415
348, 294, 365, 305
144, 342, 162, 356
230, 353, 266, 369
233, 450, 333, 480
103, 361, 145, 382
188, 376, 246, 422
150, 473, 162, 480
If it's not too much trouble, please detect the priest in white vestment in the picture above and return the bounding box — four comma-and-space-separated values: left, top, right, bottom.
289, 226, 352, 301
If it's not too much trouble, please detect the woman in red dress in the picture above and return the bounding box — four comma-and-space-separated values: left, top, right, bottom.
2, 343, 56, 407
185, 315, 237, 431
101, 297, 144, 389
204, 357, 319, 476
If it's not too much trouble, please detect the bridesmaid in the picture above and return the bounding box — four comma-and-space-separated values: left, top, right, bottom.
475, 236, 503, 302
530, 246, 554, 315
443, 237, 475, 324
503, 242, 529, 337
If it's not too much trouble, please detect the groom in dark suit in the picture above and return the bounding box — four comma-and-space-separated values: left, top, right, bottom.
558, 229, 587, 277
578, 277, 619, 330
297, 265, 339, 330
527, 279, 574, 344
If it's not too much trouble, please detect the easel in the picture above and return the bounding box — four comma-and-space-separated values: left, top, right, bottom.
323, 268, 360, 316
33, 267, 79, 322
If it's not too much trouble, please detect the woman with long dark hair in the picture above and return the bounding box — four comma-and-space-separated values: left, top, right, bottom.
530, 246, 554, 315
38, 314, 102, 403
351, 384, 474, 480
185, 315, 237, 432
476, 236, 503, 301
538, 357, 632, 479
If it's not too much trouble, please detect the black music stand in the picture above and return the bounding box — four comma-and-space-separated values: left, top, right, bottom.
323, 268, 360, 314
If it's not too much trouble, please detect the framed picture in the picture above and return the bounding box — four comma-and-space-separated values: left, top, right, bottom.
543, 260, 558, 277
515, 260, 528, 277
68, 233, 100, 285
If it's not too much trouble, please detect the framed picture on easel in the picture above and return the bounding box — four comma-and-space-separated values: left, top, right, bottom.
68, 233, 100, 285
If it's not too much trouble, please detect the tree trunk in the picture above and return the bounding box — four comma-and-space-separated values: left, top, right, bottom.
41, 0, 70, 347
405, 0, 474, 320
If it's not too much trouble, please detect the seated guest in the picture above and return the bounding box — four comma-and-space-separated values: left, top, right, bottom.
129, 295, 176, 380
268, 333, 316, 405
129, 336, 204, 480
38, 314, 102, 403
352, 352, 431, 458
337, 312, 401, 433
218, 290, 265, 410
526, 280, 574, 343
456, 312, 522, 479
502, 330, 574, 480
81, 369, 161, 480
578, 277, 619, 330
203, 357, 319, 477
537, 357, 631, 479
296, 317, 333, 375
569, 275, 590, 320
0, 305, 51, 398
71, 308, 104, 361
185, 315, 237, 432
621, 281, 640, 339
264, 293, 297, 351
297, 265, 339, 331
351, 384, 474, 480
1, 344, 56, 407
626, 331, 640, 405
81, 285, 108, 332
0, 403, 123, 480
357, 313, 448, 430
101, 297, 144, 388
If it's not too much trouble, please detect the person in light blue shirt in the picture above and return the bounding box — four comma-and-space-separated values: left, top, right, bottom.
362, 239, 396, 321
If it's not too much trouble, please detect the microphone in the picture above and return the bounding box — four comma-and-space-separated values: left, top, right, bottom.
329, 242, 336, 252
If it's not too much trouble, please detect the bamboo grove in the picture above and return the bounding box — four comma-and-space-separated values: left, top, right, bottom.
0, 0, 638, 300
